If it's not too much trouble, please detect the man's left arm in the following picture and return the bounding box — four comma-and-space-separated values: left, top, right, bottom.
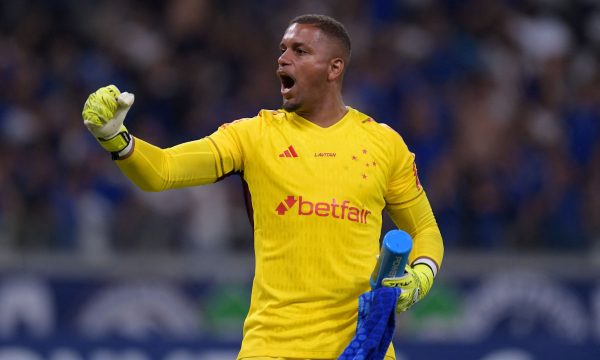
383, 194, 444, 311
387, 193, 443, 276
380, 127, 444, 312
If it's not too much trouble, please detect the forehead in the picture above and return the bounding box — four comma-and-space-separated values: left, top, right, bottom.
280, 23, 325, 46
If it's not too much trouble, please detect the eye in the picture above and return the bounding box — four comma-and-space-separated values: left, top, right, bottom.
295, 48, 307, 55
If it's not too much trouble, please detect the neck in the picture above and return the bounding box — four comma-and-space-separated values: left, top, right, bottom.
296, 91, 347, 128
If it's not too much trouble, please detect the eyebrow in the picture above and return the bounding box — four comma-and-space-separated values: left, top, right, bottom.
280, 41, 308, 49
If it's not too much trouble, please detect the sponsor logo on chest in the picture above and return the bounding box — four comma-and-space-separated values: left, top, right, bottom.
275, 196, 371, 224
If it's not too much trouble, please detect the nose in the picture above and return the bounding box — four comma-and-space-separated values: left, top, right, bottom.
278, 49, 290, 66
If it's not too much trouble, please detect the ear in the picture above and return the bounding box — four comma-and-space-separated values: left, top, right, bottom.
328, 57, 345, 81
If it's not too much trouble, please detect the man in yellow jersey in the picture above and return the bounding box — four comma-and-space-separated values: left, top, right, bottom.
82, 14, 443, 360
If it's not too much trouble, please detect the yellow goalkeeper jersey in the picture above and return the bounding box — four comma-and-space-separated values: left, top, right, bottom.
117, 107, 444, 359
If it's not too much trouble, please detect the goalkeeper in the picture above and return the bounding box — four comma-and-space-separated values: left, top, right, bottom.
82, 14, 443, 360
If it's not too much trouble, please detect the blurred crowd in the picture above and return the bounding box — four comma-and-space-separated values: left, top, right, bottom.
0, 0, 599, 257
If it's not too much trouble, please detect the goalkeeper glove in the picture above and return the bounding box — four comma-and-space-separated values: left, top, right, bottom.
381, 263, 434, 313
82, 85, 135, 159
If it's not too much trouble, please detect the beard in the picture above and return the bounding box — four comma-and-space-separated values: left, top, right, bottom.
282, 99, 301, 112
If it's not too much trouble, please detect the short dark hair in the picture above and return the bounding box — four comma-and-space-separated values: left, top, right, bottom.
290, 14, 351, 61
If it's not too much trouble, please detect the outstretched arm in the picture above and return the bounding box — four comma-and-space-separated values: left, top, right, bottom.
82, 85, 238, 192
116, 137, 223, 191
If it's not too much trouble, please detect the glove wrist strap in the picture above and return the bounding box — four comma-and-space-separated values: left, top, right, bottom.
412, 258, 438, 277
111, 137, 134, 160
97, 125, 130, 153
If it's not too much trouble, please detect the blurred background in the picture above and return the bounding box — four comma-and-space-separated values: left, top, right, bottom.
1, 0, 600, 359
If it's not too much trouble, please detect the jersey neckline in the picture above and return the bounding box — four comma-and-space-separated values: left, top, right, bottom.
285, 107, 356, 134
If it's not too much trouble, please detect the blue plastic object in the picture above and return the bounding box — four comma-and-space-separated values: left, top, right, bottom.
370, 229, 413, 289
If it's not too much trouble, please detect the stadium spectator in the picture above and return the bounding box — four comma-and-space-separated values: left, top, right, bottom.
0, 0, 598, 254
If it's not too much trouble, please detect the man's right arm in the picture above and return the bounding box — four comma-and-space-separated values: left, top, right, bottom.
82, 85, 241, 191
115, 137, 226, 191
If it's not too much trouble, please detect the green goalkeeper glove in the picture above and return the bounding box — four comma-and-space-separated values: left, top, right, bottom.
82, 85, 135, 158
381, 263, 434, 312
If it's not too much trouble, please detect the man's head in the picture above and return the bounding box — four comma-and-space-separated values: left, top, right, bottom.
277, 14, 351, 113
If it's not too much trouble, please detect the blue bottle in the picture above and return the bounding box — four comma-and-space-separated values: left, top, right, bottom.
370, 229, 413, 289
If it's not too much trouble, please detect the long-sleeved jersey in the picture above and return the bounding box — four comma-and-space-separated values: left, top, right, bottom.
116, 107, 444, 359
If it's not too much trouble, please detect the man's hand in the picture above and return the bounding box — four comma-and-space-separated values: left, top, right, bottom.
381, 263, 434, 312
82, 85, 135, 155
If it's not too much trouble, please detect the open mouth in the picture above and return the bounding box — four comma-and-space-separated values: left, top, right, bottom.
278, 72, 296, 95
